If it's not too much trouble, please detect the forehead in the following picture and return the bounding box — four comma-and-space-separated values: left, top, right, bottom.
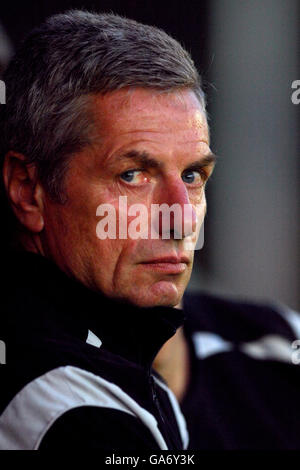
90, 88, 209, 154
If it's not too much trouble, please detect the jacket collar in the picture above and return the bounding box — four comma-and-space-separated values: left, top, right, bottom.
5, 250, 185, 369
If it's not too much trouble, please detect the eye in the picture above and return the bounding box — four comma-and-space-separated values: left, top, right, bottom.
182, 170, 204, 185
120, 169, 147, 185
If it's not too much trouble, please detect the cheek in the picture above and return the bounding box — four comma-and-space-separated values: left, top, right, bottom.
93, 238, 141, 296
196, 198, 206, 228
43, 201, 75, 245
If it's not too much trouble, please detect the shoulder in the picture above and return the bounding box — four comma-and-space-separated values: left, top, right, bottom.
183, 291, 300, 363
183, 291, 299, 341
0, 364, 164, 450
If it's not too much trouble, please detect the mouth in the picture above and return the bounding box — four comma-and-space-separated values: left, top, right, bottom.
140, 255, 190, 274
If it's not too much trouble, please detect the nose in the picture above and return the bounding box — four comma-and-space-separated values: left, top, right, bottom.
152, 176, 197, 239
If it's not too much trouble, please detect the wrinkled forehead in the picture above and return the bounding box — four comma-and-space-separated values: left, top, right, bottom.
90, 88, 208, 138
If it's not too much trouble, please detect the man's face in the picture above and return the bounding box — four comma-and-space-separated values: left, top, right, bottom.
41, 88, 214, 307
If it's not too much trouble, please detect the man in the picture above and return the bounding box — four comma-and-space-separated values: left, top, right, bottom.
0, 10, 215, 450
154, 293, 300, 449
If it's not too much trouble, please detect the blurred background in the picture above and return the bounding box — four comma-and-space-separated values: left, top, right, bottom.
1, 0, 299, 309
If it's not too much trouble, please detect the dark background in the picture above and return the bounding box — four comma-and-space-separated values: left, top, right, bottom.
1, 0, 299, 309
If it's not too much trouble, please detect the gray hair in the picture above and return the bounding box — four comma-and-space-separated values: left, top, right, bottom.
0, 10, 205, 203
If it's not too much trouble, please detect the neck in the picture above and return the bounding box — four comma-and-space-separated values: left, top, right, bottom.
153, 326, 190, 402
6, 249, 185, 370
15, 229, 45, 256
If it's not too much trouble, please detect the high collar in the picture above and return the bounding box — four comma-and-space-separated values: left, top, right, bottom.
5, 250, 185, 369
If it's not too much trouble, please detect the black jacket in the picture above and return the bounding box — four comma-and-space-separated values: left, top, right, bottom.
0, 250, 188, 450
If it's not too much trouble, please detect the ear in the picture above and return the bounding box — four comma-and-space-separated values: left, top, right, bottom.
2, 151, 44, 233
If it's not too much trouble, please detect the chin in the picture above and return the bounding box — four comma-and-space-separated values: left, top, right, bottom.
126, 281, 185, 308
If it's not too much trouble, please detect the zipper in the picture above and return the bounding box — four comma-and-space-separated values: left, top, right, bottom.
148, 370, 180, 450
148, 372, 165, 426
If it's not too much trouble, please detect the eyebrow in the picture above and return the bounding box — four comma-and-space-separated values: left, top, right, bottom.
114, 150, 161, 169
114, 150, 217, 169
185, 153, 217, 170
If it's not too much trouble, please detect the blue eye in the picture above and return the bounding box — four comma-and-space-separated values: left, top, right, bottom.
120, 170, 136, 182
120, 169, 146, 185
182, 170, 200, 184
